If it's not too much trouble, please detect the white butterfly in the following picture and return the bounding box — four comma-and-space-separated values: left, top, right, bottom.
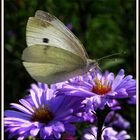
22, 10, 96, 84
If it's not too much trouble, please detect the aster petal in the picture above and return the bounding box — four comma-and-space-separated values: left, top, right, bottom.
44, 126, 53, 136
18, 136, 25, 140
20, 122, 34, 128
114, 88, 128, 98
39, 91, 47, 105
52, 122, 65, 132
33, 84, 51, 105
19, 99, 34, 113
40, 128, 47, 139
112, 69, 125, 90
115, 75, 133, 90
4, 117, 31, 123
30, 128, 40, 136
51, 96, 83, 118
37, 90, 44, 105
4, 110, 31, 119
107, 91, 117, 96
55, 109, 73, 120
31, 83, 42, 94
10, 103, 32, 115
96, 70, 103, 80
103, 127, 117, 136
38, 82, 48, 90
69, 78, 93, 89
30, 90, 39, 108
48, 96, 64, 113
106, 99, 119, 107
106, 72, 114, 82
128, 96, 136, 104
83, 133, 96, 140
46, 89, 55, 100
117, 130, 131, 139
6, 126, 21, 132
40, 89, 55, 105
53, 131, 61, 139
91, 96, 106, 109
17, 136, 24, 140
104, 70, 110, 77
69, 89, 93, 97
19, 129, 30, 135
126, 86, 136, 96
59, 86, 93, 97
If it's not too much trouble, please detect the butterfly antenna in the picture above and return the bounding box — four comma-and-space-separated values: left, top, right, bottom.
96, 52, 125, 62
90, 52, 125, 72
88, 52, 124, 73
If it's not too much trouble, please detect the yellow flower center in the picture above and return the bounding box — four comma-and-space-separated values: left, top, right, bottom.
92, 78, 112, 95
31, 105, 54, 124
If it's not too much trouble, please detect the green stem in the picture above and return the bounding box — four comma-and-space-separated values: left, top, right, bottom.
96, 106, 110, 140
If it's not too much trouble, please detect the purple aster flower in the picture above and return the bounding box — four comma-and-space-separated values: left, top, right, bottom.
57, 69, 136, 110
127, 95, 136, 104
105, 111, 130, 129
82, 126, 131, 140
4, 83, 84, 140
77, 110, 96, 123
66, 23, 73, 30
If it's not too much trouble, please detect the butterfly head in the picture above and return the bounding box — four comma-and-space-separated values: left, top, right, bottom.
86, 59, 98, 72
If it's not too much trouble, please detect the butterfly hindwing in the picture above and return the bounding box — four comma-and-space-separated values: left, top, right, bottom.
22, 45, 86, 84
22, 44, 86, 65
22, 62, 86, 84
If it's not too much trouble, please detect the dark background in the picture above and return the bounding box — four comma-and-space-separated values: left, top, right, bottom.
4, 0, 136, 139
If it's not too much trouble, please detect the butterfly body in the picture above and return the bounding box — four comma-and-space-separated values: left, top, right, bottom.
22, 10, 96, 84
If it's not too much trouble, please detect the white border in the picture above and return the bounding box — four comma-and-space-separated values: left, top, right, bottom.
1, 1, 138, 140
1, 0, 4, 139
136, 0, 139, 139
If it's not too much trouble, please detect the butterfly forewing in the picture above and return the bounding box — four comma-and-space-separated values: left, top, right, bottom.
27, 10, 88, 60
27, 17, 86, 60
35, 10, 88, 59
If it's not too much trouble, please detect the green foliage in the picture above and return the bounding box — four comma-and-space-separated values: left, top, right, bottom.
5, 0, 136, 139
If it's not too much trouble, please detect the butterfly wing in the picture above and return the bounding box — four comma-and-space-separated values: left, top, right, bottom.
23, 11, 92, 84
22, 45, 87, 84
35, 10, 88, 59
26, 10, 88, 61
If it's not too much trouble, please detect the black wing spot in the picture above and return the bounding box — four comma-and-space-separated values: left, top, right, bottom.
43, 38, 49, 43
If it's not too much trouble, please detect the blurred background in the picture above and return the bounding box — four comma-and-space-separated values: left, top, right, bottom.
4, 0, 136, 139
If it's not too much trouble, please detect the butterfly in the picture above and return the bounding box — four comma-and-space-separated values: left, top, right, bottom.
22, 10, 96, 84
